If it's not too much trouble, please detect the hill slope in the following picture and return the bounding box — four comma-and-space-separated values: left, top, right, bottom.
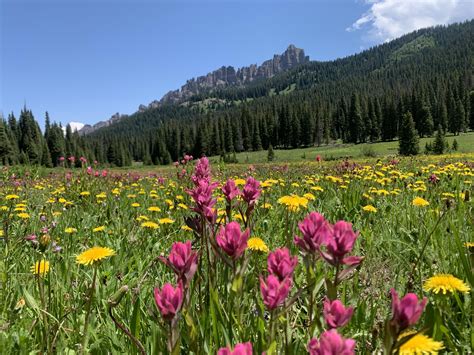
82, 21, 474, 165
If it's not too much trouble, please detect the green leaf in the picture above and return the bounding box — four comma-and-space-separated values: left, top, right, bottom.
130, 297, 141, 343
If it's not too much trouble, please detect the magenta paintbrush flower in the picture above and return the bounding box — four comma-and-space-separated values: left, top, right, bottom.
260, 274, 291, 310
222, 179, 241, 202
294, 212, 332, 254
241, 177, 261, 206
390, 288, 427, 333
267, 247, 298, 281
153, 282, 183, 321
187, 179, 218, 223
307, 329, 356, 355
217, 342, 253, 355
216, 221, 249, 260
160, 240, 198, 284
192, 157, 211, 185
320, 220, 362, 267
323, 297, 354, 328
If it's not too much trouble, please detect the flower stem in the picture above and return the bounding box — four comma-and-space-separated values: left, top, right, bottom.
81, 265, 98, 354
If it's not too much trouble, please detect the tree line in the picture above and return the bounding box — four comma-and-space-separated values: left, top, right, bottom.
1, 21, 473, 166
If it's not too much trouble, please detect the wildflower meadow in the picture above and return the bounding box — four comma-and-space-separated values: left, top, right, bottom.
0, 154, 472, 354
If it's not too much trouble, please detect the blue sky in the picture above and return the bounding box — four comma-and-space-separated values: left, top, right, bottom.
1, 0, 473, 128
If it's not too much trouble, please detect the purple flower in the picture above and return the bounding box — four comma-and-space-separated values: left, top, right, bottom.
217, 342, 252, 355
320, 221, 362, 267
390, 289, 427, 333
294, 212, 332, 254
222, 179, 241, 203
216, 222, 249, 260
307, 329, 356, 355
187, 179, 218, 223
323, 297, 354, 328
260, 274, 291, 310
241, 177, 261, 206
161, 240, 198, 284
267, 247, 298, 281
153, 282, 184, 321
192, 157, 211, 185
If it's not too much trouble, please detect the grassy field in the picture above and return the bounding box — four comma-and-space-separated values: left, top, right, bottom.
0, 153, 472, 353
210, 132, 474, 165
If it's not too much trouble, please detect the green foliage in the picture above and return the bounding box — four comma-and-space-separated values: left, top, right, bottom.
267, 144, 275, 162
432, 125, 446, 154
399, 112, 420, 156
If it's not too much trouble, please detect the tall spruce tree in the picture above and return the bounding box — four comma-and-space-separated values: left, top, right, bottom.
398, 112, 420, 156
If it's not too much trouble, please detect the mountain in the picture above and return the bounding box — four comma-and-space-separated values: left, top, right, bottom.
3, 21, 469, 167
79, 45, 309, 134
147, 44, 309, 108
78, 21, 472, 166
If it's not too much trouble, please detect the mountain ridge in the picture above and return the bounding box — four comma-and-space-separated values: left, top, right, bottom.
79, 44, 309, 134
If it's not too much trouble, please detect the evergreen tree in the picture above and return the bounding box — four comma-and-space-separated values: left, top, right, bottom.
432, 125, 446, 154
348, 93, 363, 144
469, 91, 474, 130
418, 105, 434, 137
398, 112, 420, 156
0, 120, 13, 165
267, 144, 275, 162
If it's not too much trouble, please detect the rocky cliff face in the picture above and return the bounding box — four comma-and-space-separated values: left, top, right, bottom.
147, 44, 309, 108
81, 45, 309, 133
79, 112, 128, 135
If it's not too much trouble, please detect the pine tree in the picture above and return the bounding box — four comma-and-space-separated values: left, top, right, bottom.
418, 105, 434, 137
0, 120, 13, 165
469, 91, 474, 130
439, 101, 448, 133
348, 93, 363, 144
432, 125, 446, 154
267, 144, 275, 162
398, 112, 420, 156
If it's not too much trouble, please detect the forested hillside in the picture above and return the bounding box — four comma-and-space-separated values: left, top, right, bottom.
1, 21, 473, 166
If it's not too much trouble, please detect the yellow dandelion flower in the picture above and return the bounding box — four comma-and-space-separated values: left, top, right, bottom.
136, 215, 149, 221
80, 191, 90, 196
76, 246, 115, 265
303, 193, 316, 201
0, 230, 3, 237
423, 274, 470, 294
31, 260, 50, 276
181, 225, 193, 232
234, 178, 246, 186
177, 203, 188, 210
65, 227, 77, 234
93, 226, 106, 233
148, 206, 161, 212
159, 218, 175, 224
261, 203, 272, 209
131, 203, 140, 207
6, 194, 20, 200
247, 237, 269, 253
465, 242, 474, 248
278, 195, 308, 212
141, 221, 159, 229
311, 186, 324, 192
96, 192, 107, 199
362, 205, 377, 213
398, 331, 443, 355
412, 197, 429, 207
1, 206, 8, 211
17, 213, 30, 219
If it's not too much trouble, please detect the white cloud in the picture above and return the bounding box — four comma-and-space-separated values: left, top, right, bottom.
348, 0, 474, 42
